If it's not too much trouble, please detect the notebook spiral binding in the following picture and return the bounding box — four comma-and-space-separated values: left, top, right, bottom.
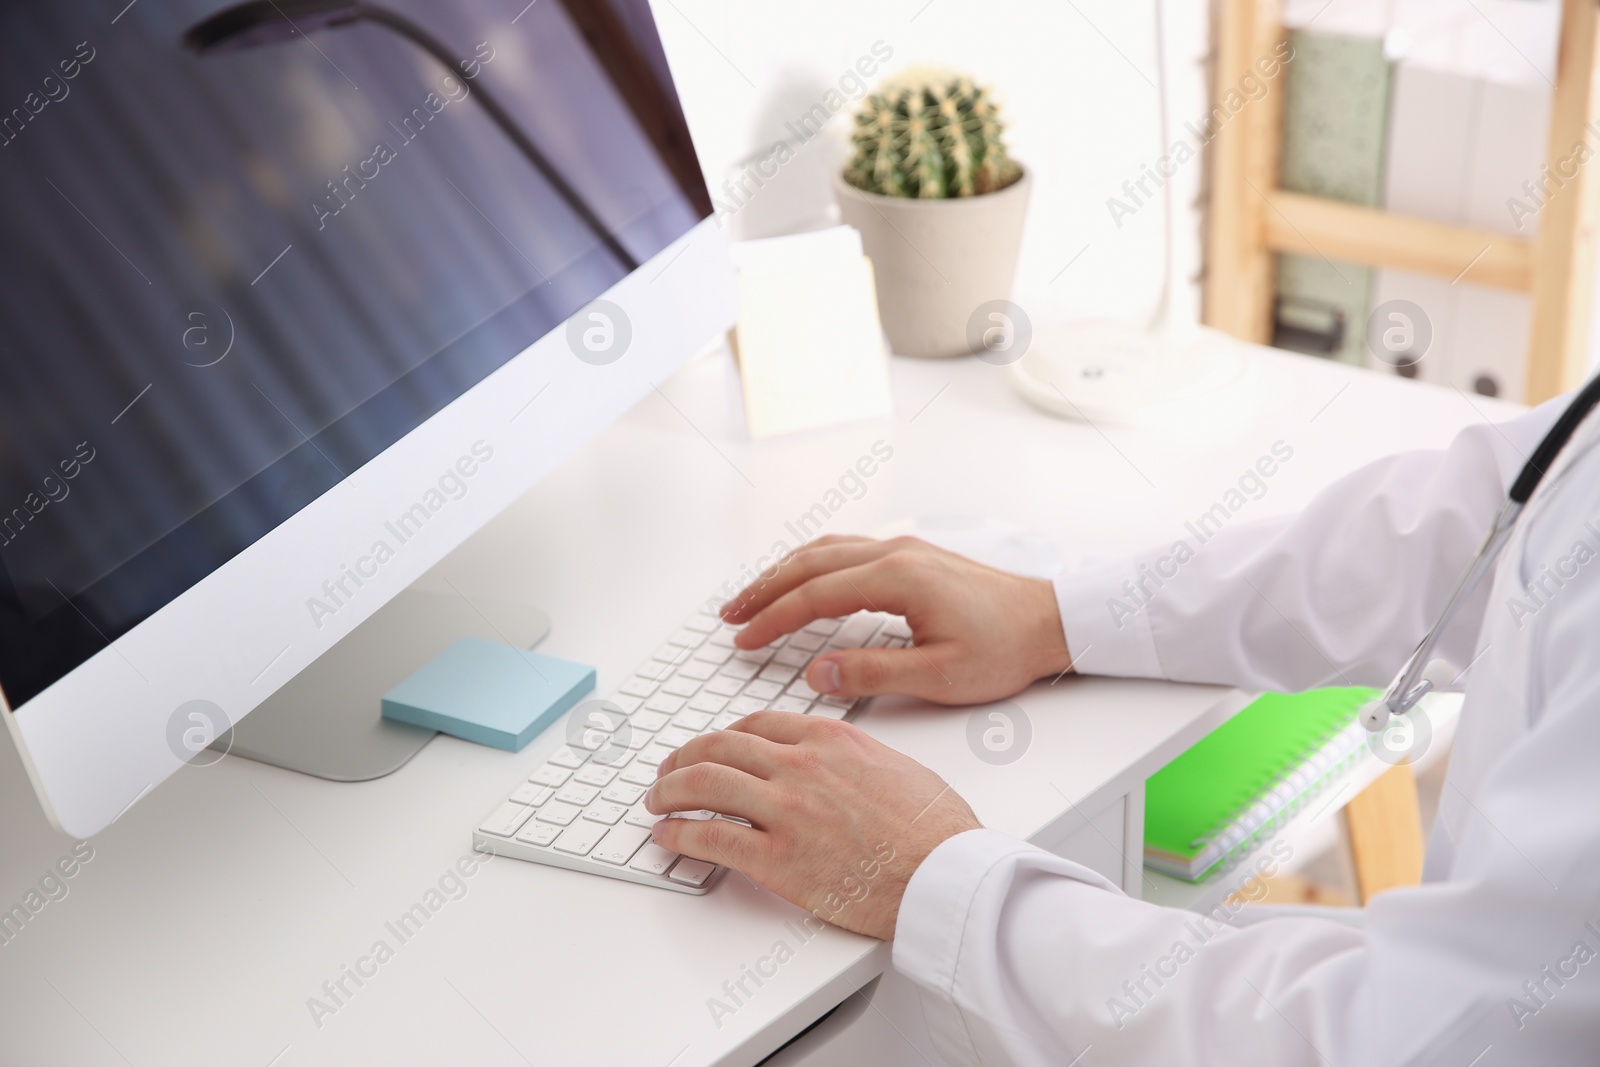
1189, 718, 1368, 880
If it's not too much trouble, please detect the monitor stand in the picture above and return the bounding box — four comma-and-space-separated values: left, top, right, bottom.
214, 588, 550, 781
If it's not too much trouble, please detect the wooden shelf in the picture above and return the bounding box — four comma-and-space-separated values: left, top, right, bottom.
1207, 0, 1600, 403
1263, 191, 1535, 292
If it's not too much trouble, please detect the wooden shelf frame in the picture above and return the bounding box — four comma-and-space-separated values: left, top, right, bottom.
1206, 0, 1600, 402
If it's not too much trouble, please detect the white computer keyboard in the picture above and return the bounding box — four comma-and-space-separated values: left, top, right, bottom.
471, 599, 912, 893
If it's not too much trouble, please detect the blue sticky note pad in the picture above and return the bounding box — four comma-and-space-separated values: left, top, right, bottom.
382, 637, 595, 752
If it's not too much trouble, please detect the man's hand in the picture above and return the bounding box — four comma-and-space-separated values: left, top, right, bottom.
721, 535, 1072, 705
647, 712, 981, 940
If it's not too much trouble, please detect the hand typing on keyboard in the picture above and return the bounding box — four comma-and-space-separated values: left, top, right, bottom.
720, 534, 1073, 705
472, 535, 1065, 897
473, 579, 928, 891
647, 710, 982, 941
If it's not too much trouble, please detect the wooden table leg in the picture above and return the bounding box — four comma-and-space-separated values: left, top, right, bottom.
1341, 762, 1425, 903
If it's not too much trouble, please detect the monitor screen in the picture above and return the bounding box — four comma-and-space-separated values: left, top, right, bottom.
0, 0, 709, 709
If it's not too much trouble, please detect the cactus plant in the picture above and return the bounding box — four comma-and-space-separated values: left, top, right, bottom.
845, 74, 1021, 199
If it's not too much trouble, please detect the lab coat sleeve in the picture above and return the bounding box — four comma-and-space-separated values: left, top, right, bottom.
1053, 398, 1565, 692
895, 533, 1600, 1067
889, 394, 1600, 1067
892, 829, 1367, 1066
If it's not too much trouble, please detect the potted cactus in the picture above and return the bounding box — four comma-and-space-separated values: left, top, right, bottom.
836, 73, 1030, 359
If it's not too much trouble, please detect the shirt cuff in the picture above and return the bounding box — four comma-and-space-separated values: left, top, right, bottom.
892, 829, 1037, 1066
1053, 557, 1166, 679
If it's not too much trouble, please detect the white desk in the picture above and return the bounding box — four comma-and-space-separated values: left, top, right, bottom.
0, 340, 1514, 1066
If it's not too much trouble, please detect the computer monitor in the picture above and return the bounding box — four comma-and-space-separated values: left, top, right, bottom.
0, 0, 735, 838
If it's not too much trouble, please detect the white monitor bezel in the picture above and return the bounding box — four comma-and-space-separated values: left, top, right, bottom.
3, 218, 736, 839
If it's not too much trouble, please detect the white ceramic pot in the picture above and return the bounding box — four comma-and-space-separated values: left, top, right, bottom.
834, 167, 1031, 359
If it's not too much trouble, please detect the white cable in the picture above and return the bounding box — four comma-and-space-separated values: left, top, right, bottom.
1152, 0, 1177, 334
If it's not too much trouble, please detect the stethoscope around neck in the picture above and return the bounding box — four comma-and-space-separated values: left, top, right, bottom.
1362, 373, 1600, 732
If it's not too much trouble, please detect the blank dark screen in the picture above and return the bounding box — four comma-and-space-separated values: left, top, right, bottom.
0, 0, 708, 707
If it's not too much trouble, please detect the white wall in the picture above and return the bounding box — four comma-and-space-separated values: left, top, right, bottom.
650, 0, 1212, 336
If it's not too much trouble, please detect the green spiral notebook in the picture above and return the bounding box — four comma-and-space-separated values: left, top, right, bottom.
1144, 687, 1376, 882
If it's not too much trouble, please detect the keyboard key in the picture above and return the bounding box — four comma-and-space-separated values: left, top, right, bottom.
536, 802, 583, 826
668, 858, 716, 887
832, 615, 880, 647
589, 745, 635, 768
624, 807, 663, 829
802, 618, 842, 635
711, 712, 742, 730
810, 702, 850, 720
644, 693, 686, 714
582, 803, 629, 825
479, 802, 535, 838
677, 660, 717, 681
819, 694, 856, 707
719, 660, 760, 680
514, 821, 561, 847
662, 674, 702, 696
638, 660, 675, 681
509, 783, 553, 806
728, 695, 766, 715
690, 644, 732, 664
530, 765, 572, 788
668, 628, 705, 647
573, 704, 624, 737
787, 630, 827, 652
630, 709, 670, 732
786, 678, 821, 701
608, 694, 643, 714
620, 764, 658, 786
591, 825, 654, 865
618, 730, 654, 751
883, 617, 913, 639
669, 809, 717, 821
601, 783, 645, 805
866, 633, 893, 649
555, 783, 600, 807
656, 727, 695, 749
636, 745, 674, 767
773, 647, 811, 668
569, 730, 613, 752
742, 679, 783, 701
628, 842, 679, 876
771, 696, 813, 715
619, 676, 659, 698
704, 675, 745, 696
552, 821, 607, 856
683, 614, 719, 634
708, 629, 740, 648
672, 709, 714, 731
732, 647, 773, 666
574, 765, 618, 787
547, 747, 588, 769
758, 664, 798, 685
687, 693, 729, 714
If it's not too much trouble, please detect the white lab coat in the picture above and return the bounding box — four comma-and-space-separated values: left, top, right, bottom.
892, 394, 1600, 1066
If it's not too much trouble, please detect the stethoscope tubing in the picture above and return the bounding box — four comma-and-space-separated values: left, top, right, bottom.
1362, 372, 1600, 732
